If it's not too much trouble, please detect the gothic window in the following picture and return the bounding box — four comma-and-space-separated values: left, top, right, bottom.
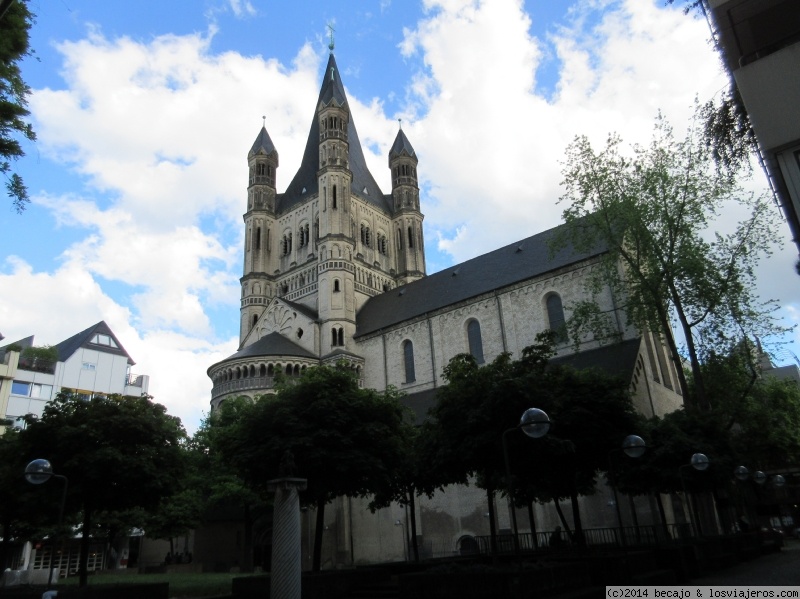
403, 340, 416, 383
251, 314, 258, 330
408, 226, 414, 249
257, 163, 266, 176
332, 185, 338, 209
546, 293, 567, 343
304, 224, 310, 245
334, 279, 340, 292
332, 327, 338, 346
467, 319, 485, 364
338, 328, 344, 346
255, 227, 261, 250
315, 218, 319, 240
397, 229, 403, 250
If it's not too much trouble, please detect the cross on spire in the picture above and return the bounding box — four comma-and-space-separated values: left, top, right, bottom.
327, 22, 335, 54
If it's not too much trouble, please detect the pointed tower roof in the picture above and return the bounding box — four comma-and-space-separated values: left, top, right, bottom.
278, 53, 391, 213
248, 125, 278, 159
389, 127, 416, 162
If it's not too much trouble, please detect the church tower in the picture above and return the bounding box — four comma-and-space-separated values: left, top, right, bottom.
315, 52, 357, 358
389, 126, 425, 284
240, 124, 279, 344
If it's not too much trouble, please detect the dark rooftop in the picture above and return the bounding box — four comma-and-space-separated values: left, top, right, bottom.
355, 223, 606, 338
277, 53, 391, 215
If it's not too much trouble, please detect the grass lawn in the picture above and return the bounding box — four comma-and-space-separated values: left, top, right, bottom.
59, 571, 250, 598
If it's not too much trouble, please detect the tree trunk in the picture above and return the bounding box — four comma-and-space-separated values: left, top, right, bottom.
79, 508, 92, 587
408, 490, 419, 562
570, 488, 585, 546
654, 492, 669, 538
527, 501, 539, 549
312, 497, 325, 571
486, 487, 498, 557
553, 500, 572, 538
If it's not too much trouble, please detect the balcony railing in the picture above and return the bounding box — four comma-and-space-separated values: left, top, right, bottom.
125, 374, 145, 387
211, 376, 277, 400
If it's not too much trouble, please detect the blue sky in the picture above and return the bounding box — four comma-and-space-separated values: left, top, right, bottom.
2, 0, 798, 434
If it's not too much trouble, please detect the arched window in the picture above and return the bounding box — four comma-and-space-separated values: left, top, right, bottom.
403, 340, 416, 383
255, 227, 261, 250
408, 226, 414, 248
332, 185, 337, 209
338, 328, 344, 347
334, 279, 340, 292
332, 327, 338, 347
467, 319, 484, 364
251, 314, 258, 330
546, 293, 567, 343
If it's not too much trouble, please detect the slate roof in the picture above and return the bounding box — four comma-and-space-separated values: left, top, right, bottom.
400, 339, 642, 425
248, 126, 278, 160
389, 128, 416, 163
53, 321, 133, 364
355, 223, 607, 338
219, 332, 317, 364
276, 53, 391, 215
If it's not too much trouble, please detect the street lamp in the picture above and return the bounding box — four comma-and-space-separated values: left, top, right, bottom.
608, 435, 647, 546
502, 408, 550, 555
679, 453, 710, 537
25, 459, 69, 591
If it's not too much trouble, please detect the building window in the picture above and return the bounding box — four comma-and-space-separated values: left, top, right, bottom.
255, 227, 261, 250
467, 319, 484, 364
334, 279, 341, 292
82, 362, 97, 371
338, 328, 344, 347
11, 381, 30, 396
407, 226, 414, 249
90, 333, 118, 348
332, 185, 337, 209
546, 293, 567, 343
403, 340, 416, 383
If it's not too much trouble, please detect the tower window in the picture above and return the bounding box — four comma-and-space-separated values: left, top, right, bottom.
408, 226, 414, 249
251, 314, 258, 330
338, 327, 344, 347
255, 227, 261, 250
467, 319, 484, 364
334, 279, 341, 292
403, 340, 416, 383
332, 185, 337, 209
546, 293, 567, 343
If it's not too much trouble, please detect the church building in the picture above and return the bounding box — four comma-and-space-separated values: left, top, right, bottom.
206, 48, 684, 568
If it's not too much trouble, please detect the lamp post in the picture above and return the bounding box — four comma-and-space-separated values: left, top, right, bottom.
24, 459, 69, 591
394, 519, 408, 561
608, 435, 647, 546
502, 408, 550, 555
679, 453, 709, 537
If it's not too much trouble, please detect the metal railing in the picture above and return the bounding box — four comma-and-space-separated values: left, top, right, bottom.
475, 523, 695, 555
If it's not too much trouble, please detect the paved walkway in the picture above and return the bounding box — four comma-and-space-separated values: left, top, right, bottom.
691, 539, 800, 586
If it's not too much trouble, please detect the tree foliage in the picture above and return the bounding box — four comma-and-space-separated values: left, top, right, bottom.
211, 365, 409, 571
555, 107, 785, 411
426, 332, 641, 547
17, 392, 186, 585
0, 0, 36, 212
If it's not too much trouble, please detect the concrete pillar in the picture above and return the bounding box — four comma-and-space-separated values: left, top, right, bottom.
267, 477, 308, 599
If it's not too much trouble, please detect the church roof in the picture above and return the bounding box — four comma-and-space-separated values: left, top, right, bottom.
277, 53, 392, 214
248, 126, 278, 159
355, 223, 607, 338
222, 332, 317, 362
389, 128, 416, 162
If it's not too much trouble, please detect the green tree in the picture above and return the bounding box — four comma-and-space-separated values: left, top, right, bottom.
18, 392, 186, 586
555, 107, 785, 411
427, 333, 640, 549
0, 0, 36, 212
212, 365, 408, 571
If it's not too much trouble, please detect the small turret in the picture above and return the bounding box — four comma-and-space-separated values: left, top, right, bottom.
389, 123, 425, 283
